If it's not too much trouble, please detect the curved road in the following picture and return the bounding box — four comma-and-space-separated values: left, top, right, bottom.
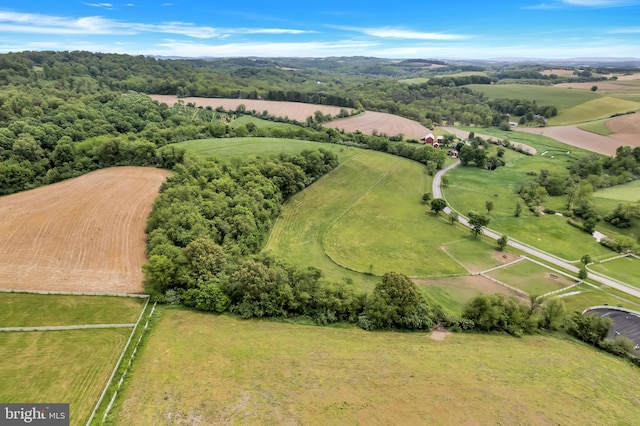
433, 161, 640, 299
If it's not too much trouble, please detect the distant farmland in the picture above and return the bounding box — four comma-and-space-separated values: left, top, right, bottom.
324, 110, 431, 140
149, 95, 350, 122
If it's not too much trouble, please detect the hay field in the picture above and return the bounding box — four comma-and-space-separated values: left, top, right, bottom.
323, 111, 431, 140
115, 309, 640, 425
149, 95, 349, 122
0, 167, 170, 293
547, 96, 640, 125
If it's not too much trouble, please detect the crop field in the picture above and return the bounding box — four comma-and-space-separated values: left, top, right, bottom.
323, 110, 431, 140
267, 150, 471, 290
486, 259, 576, 296
517, 125, 627, 156
149, 95, 350, 122
175, 137, 357, 162
606, 111, 640, 146
0, 293, 144, 327
555, 77, 640, 102
0, 167, 170, 294
0, 293, 145, 426
115, 309, 640, 425
590, 256, 640, 290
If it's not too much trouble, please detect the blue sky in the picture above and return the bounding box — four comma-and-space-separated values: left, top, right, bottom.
1, 1, 639, 59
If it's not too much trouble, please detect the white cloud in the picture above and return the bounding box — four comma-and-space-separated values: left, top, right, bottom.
84, 3, 113, 8
0, 11, 311, 39
340, 26, 469, 40
609, 27, 640, 33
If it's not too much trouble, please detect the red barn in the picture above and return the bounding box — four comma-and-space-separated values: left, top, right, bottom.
421, 133, 435, 144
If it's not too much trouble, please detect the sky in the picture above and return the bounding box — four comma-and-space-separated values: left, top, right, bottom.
0, 1, 639, 59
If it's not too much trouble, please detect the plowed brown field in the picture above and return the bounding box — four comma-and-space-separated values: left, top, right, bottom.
0, 167, 170, 293
517, 126, 635, 156
149, 94, 349, 122
606, 113, 640, 146
324, 111, 431, 139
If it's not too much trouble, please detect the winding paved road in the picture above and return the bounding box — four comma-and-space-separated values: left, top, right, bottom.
433, 160, 640, 299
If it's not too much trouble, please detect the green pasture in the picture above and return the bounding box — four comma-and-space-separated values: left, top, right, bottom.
593, 180, 640, 203
115, 309, 640, 425
461, 126, 596, 158
0, 328, 130, 426
266, 151, 392, 291
577, 118, 613, 136
467, 84, 600, 112
417, 275, 528, 316
590, 256, 640, 289
548, 96, 640, 125
440, 236, 513, 273
0, 293, 144, 327
323, 157, 467, 278
558, 284, 640, 313
175, 137, 357, 162
486, 259, 576, 296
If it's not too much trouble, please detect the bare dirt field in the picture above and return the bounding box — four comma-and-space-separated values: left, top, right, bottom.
324, 111, 431, 140
541, 69, 574, 76
517, 126, 635, 156
606, 113, 640, 146
149, 95, 350, 122
0, 167, 171, 293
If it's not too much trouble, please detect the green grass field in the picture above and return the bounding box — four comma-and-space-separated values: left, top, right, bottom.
577, 118, 613, 136
175, 137, 357, 162
323, 156, 467, 278
443, 149, 610, 260
486, 259, 576, 296
558, 283, 640, 313
590, 256, 640, 289
267, 150, 470, 291
0, 294, 146, 426
0, 328, 130, 426
114, 309, 640, 425
440, 236, 513, 273
593, 180, 640, 203
548, 96, 640, 125
467, 84, 600, 112
0, 293, 144, 327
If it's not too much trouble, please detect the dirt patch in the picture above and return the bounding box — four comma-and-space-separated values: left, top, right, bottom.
546, 273, 559, 280
516, 125, 629, 156
0, 167, 170, 293
430, 330, 450, 341
493, 251, 520, 266
414, 275, 529, 304
605, 113, 640, 146
324, 111, 431, 140
149, 95, 351, 122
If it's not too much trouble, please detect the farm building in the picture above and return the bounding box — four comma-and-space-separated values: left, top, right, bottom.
420, 133, 435, 144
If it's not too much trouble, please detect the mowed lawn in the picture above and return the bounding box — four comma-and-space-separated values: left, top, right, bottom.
115, 309, 640, 425
0, 328, 130, 426
0, 293, 144, 327
590, 256, 640, 290
486, 259, 577, 296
